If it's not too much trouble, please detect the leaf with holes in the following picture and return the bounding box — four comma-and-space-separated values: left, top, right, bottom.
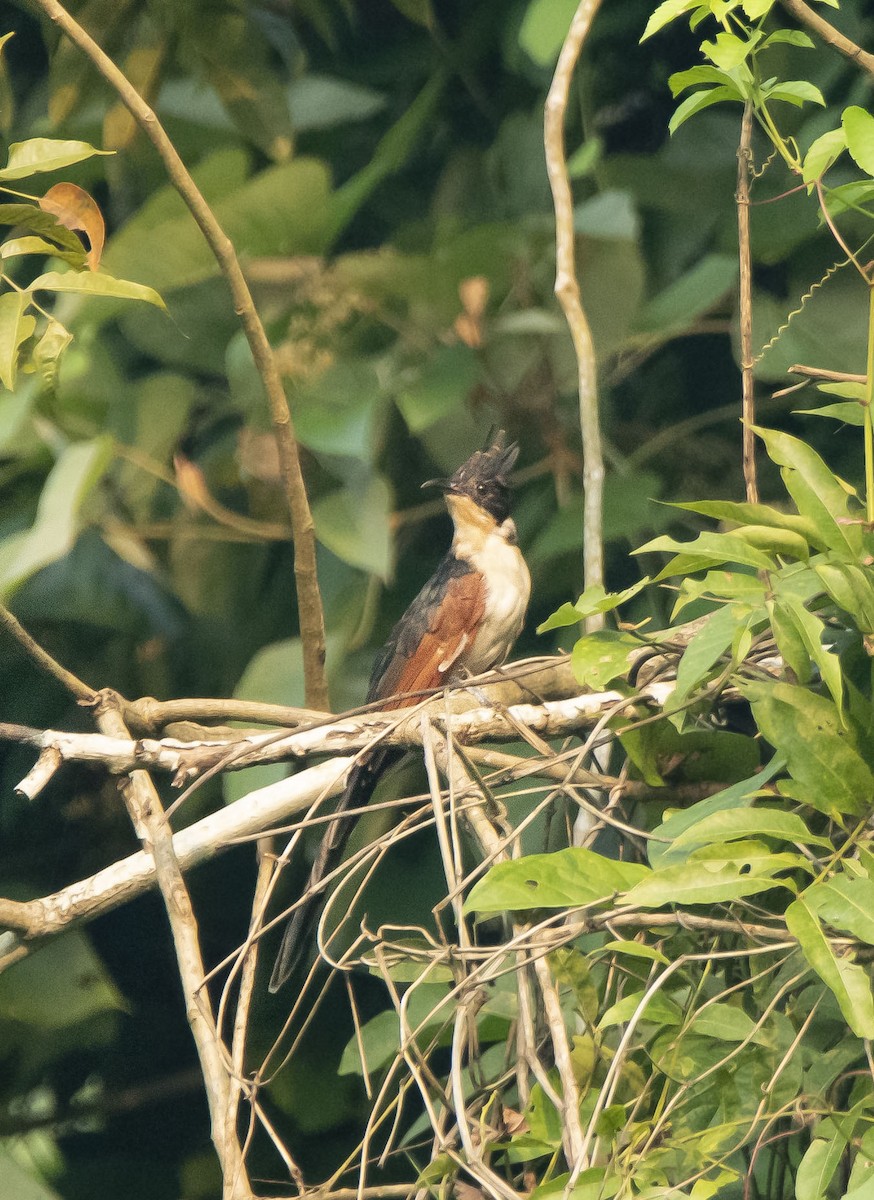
571, 630, 640, 689
464, 848, 649, 914
622, 854, 793, 908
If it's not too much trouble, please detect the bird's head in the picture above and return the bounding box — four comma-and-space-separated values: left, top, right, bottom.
423, 430, 519, 531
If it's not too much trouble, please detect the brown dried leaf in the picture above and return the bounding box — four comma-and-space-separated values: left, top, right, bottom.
454, 1184, 483, 1200
173, 453, 212, 512
454, 275, 489, 348
38, 182, 105, 271
501, 1105, 529, 1136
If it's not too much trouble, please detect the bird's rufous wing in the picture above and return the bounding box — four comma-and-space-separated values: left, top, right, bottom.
373, 566, 486, 708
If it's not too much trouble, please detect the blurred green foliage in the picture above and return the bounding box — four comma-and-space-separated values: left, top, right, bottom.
0, 0, 873, 1195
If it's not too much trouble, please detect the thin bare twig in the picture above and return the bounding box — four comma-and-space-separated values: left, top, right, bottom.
788, 363, 867, 385
30, 0, 329, 709
779, 0, 874, 79
89, 691, 253, 1199
224, 840, 273, 1157
737, 102, 758, 502
0, 602, 95, 701
544, 0, 604, 629
434, 735, 588, 1170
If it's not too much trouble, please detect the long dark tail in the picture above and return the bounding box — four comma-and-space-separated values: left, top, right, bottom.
268, 749, 397, 992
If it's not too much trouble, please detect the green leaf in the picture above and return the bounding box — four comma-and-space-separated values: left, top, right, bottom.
641, 0, 700, 40
326, 75, 442, 245
536, 601, 582, 633
291, 358, 386, 463
313, 474, 394, 581
0, 234, 87, 267
28, 268, 166, 308
0, 136, 112, 180
0, 202, 86, 253
599, 989, 683, 1029
674, 568, 766, 616
223, 637, 303, 805
287, 74, 386, 132
742, 0, 776, 17
667, 499, 821, 547
768, 597, 811, 684
640, 530, 774, 576
807, 874, 874, 945
0, 1148, 62, 1200
575, 189, 639, 240
0, 291, 34, 390
388, 0, 434, 26
753, 426, 860, 555
339, 983, 451, 1076
786, 896, 874, 1038
822, 179, 874, 219
766, 81, 825, 108
732, 523, 810, 560
104, 157, 334, 297
762, 29, 814, 48
744, 682, 873, 818
775, 592, 844, 717
796, 401, 865, 426
566, 136, 603, 178
464, 848, 649, 914
396, 344, 476, 433
518, 0, 577, 66
671, 807, 830, 853
0, 436, 113, 598
32, 316, 73, 386
843, 106, 874, 177
803, 128, 847, 184
635, 253, 738, 333
621, 721, 758, 792
0, 929, 124, 1028
814, 559, 874, 633
668, 65, 733, 98
796, 1135, 847, 1200
671, 604, 744, 709
600, 939, 669, 965
650, 756, 786, 867
622, 857, 790, 908
668, 85, 741, 134
537, 578, 649, 632
700, 30, 762, 71
817, 381, 868, 401
570, 630, 640, 689
685, 1002, 763, 1043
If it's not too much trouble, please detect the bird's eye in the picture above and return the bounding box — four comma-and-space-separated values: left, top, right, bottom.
476, 482, 487, 494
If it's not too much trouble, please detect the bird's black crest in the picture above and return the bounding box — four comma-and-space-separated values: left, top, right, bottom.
447, 430, 519, 522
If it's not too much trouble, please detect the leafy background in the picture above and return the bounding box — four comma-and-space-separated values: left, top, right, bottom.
1, 0, 873, 1196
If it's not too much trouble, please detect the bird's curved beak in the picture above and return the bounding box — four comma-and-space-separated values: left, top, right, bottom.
421, 477, 451, 492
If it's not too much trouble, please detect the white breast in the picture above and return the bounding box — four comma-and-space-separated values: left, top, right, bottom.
462, 521, 531, 674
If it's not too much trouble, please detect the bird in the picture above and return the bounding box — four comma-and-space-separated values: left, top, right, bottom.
268, 431, 530, 992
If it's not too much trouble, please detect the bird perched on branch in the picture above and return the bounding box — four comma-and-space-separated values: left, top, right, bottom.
269, 431, 530, 992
